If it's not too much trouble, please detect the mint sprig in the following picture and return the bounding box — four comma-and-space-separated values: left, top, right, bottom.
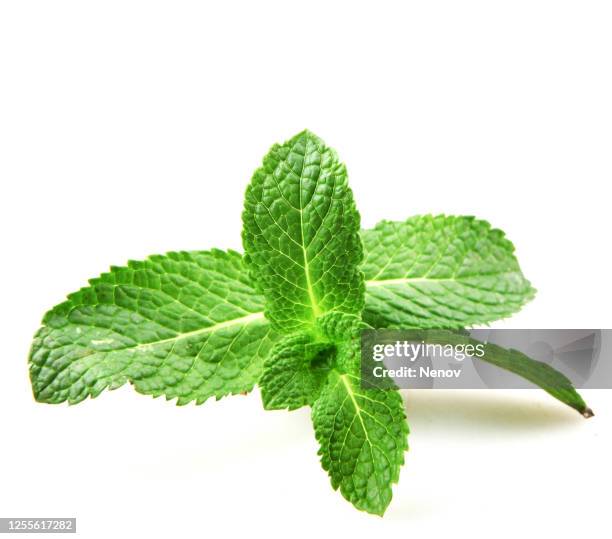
28, 130, 591, 516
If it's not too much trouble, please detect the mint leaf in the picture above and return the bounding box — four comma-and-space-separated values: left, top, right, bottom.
312, 363, 409, 515
29, 250, 276, 405
399, 329, 592, 416
260, 333, 333, 411
315, 311, 363, 341
361, 216, 535, 328
242, 130, 364, 332
475, 338, 592, 417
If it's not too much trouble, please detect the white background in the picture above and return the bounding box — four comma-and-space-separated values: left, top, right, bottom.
1, 1, 611, 538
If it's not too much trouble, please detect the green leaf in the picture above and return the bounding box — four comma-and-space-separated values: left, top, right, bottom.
29, 250, 277, 405
315, 311, 363, 341
399, 329, 593, 417
361, 216, 536, 329
260, 333, 333, 411
476, 340, 593, 417
312, 364, 409, 515
242, 130, 364, 332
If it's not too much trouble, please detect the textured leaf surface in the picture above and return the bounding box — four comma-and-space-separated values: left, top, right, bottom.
312, 366, 409, 515
361, 216, 535, 329
260, 333, 333, 411
29, 250, 276, 405
242, 130, 364, 331
315, 311, 363, 341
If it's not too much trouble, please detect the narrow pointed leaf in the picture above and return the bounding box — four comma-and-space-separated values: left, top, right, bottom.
398, 329, 592, 416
